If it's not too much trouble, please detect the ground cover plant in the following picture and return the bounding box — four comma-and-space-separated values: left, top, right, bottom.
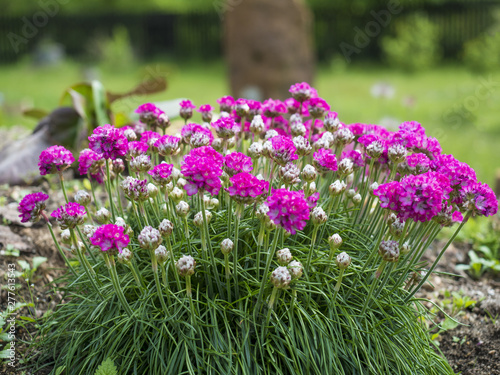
17, 83, 499, 374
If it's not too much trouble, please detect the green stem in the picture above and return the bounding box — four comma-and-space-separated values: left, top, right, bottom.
150, 249, 169, 314
332, 268, 345, 301
233, 204, 241, 300
104, 253, 133, 316
361, 260, 386, 314
105, 159, 116, 222
404, 212, 471, 302
47, 222, 76, 276
58, 173, 69, 203
89, 174, 100, 210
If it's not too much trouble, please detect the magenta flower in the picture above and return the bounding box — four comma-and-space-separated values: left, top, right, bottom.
78, 148, 104, 183
18, 192, 49, 223
125, 141, 149, 161
148, 163, 174, 186
284, 98, 301, 115
266, 188, 310, 234
341, 150, 364, 168
313, 148, 338, 174
135, 103, 169, 129
289, 82, 316, 102
88, 124, 128, 160
246, 99, 262, 119
460, 182, 498, 217
307, 192, 320, 210
227, 172, 269, 204
217, 95, 235, 112
154, 135, 180, 156
212, 117, 237, 139
307, 97, 330, 119
269, 135, 298, 166
197, 104, 214, 122
135, 103, 159, 114
90, 224, 130, 256
400, 153, 431, 175
121, 176, 149, 201
262, 99, 287, 118
181, 146, 223, 196
180, 100, 196, 120
38, 145, 75, 176
51, 202, 86, 229
374, 172, 452, 222
223, 152, 253, 176
140, 130, 161, 147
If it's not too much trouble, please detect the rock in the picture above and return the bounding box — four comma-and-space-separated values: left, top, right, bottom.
0, 225, 32, 252
224, 0, 315, 100
0, 203, 32, 227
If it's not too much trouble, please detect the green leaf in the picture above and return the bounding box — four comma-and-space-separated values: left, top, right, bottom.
17, 260, 31, 271
441, 317, 459, 331
32, 256, 48, 271
92, 80, 111, 127
95, 358, 117, 375
18, 316, 36, 323
0, 349, 12, 359
55, 366, 66, 375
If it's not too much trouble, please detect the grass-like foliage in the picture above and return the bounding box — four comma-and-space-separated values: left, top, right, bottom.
23, 91, 498, 374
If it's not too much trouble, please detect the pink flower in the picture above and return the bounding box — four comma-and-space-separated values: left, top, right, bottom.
270, 135, 298, 166
18, 192, 49, 223
307, 192, 320, 209
126, 141, 149, 160
90, 224, 130, 255
262, 99, 287, 118
154, 135, 180, 156
224, 152, 253, 176
38, 145, 74, 175
307, 97, 330, 118
341, 150, 364, 168
266, 188, 310, 234
212, 117, 237, 139
289, 82, 317, 102
51, 202, 86, 229
197, 104, 214, 122
121, 177, 149, 201
313, 148, 338, 174
148, 163, 174, 186
180, 100, 196, 120
78, 148, 104, 183
181, 146, 223, 196
216, 96, 235, 112
88, 124, 128, 160
226, 172, 269, 204
140, 130, 161, 147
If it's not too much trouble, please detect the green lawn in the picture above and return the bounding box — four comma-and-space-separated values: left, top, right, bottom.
0, 59, 499, 185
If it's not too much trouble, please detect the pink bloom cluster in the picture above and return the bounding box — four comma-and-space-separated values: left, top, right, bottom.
374, 172, 452, 222
180, 100, 196, 120
126, 141, 149, 160
266, 188, 310, 234
154, 135, 180, 156
182, 123, 213, 145
51, 202, 86, 229
38, 145, 74, 175
148, 163, 174, 186
262, 99, 287, 118
78, 149, 104, 183
341, 150, 364, 168
289, 82, 316, 102
313, 148, 338, 174
400, 153, 431, 175
198, 104, 214, 122
307, 97, 330, 118
121, 177, 149, 201
90, 224, 130, 255
181, 146, 223, 196
18, 192, 49, 223
216, 96, 235, 112
89, 124, 128, 160
212, 117, 237, 139
307, 192, 320, 209
227, 172, 269, 204
140, 131, 161, 147
270, 135, 298, 166
224, 152, 253, 176
459, 182, 498, 217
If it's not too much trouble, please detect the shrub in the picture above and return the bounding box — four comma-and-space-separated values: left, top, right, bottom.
25, 85, 498, 374
381, 13, 442, 71
463, 31, 500, 72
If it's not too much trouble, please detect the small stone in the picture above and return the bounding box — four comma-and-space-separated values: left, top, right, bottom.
489, 350, 496, 355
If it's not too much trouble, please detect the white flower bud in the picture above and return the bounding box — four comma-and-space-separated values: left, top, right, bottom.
155, 245, 168, 265
220, 238, 234, 255
335, 252, 351, 270
170, 187, 184, 203
147, 183, 158, 198
270, 266, 292, 289
193, 210, 212, 227
301, 164, 317, 183
329, 180, 346, 196
81, 224, 97, 240
176, 201, 190, 218
138, 226, 163, 250
117, 248, 133, 264
177, 178, 187, 188
248, 142, 263, 158
60, 229, 72, 245
96, 207, 111, 223
176, 255, 196, 277
311, 207, 328, 225
70, 241, 84, 256
74, 190, 91, 206
379, 240, 400, 262
159, 219, 174, 238
276, 248, 293, 265
352, 193, 362, 205
329, 234, 343, 249
250, 115, 265, 135
346, 189, 356, 199
288, 260, 303, 279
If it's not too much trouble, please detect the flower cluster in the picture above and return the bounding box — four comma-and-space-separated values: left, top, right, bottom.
51, 202, 86, 229
266, 189, 310, 234
121, 177, 149, 201
148, 163, 174, 186
38, 145, 74, 175
227, 172, 269, 204
18, 192, 49, 223
181, 146, 223, 196
154, 135, 180, 156
313, 148, 338, 174
179, 100, 196, 120
269, 135, 298, 166
212, 117, 237, 139
223, 152, 253, 176
89, 124, 128, 160
90, 224, 130, 256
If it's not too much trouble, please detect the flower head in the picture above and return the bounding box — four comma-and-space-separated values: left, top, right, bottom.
269, 135, 298, 166
223, 152, 253, 176
138, 226, 163, 250
126, 141, 149, 160
148, 163, 174, 186
217, 95, 235, 112
289, 82, 316, 102
181, 146, 223, 196
90, 224, 130, 256
38, 145, 74, 175
262, 99, 287, 118
197, 104, 214, 122
78, 149, 104, 183
154, 135, 180, 156
121, 177, 149, 201
51, 202, 86, 229
88, 125, 128, 160
179, 100, 196, 120
307, 97, 330, 118
18, 192, 49, 223
212, 117, 237, 139
226, 172, 269, 204
313, 148, 338, 174
266, 189, 310, 234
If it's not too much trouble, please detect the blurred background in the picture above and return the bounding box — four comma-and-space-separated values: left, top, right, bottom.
0, 0, 499, 186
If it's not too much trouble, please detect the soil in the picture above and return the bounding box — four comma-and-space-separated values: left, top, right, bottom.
1, 185, 499, 375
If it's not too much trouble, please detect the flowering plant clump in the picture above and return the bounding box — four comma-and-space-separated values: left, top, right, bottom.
38, 145, 75, 176
29, 85, 498, 375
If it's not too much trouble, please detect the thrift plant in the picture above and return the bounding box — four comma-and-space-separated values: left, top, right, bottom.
24, 82, 498, 375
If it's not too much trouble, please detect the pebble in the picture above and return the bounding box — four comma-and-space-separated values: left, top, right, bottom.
489, 350, 496, 355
